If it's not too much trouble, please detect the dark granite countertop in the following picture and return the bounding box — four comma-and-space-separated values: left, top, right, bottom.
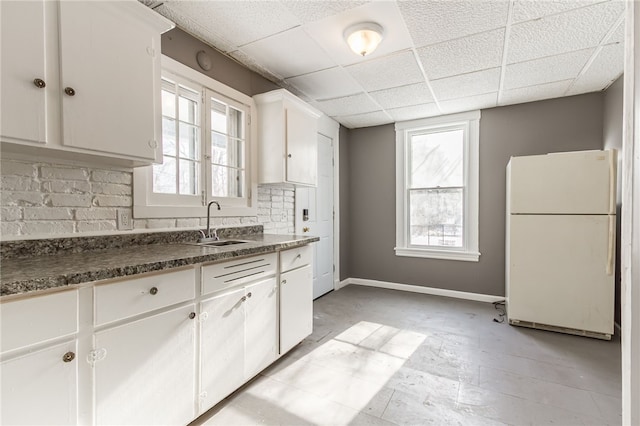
0, 233, 318, 298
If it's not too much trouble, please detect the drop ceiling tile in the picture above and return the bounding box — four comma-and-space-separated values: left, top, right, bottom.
315, 93, 380, 117
416, 29, 505, 80
345, 50, 424, 92
334, 111, 393, 129
430, 68, 501, 101
156, 5, 237, 53
504, 48, 594, 90
511, 0, 603, 24
507, 1, 624, 64
567, 42, 624, 95
239, 27, 336, 79
369, 83, 434, 109
304, 1, 414, 66
500, 80, 573, 106
228, 50, 284, 81
281, 0, 369, 24
386, 103, 441, 122
160, 1, 300, 47
439, 92, 498, 114
286, 67, 362, 100
398, 0, 509, 47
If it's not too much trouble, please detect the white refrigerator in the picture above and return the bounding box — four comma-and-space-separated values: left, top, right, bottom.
506, 149, 617, 340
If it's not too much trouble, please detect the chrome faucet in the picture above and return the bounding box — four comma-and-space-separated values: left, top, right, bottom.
205, 201, 221, 240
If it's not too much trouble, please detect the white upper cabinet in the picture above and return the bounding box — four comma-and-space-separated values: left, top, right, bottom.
0, 0, 173, 165
254, 89, 321, 186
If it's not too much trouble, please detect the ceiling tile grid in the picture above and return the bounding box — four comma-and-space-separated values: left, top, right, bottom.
147, 0, 626, 129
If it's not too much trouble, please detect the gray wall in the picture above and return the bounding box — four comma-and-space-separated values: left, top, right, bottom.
339, 125, 351, 281
603, 76, 624, 324
161, 28, 278, 97
345, 93, 604, 296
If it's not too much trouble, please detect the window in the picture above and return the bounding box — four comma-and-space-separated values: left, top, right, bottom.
134, 56, 256, 218
395, 111, 480, 261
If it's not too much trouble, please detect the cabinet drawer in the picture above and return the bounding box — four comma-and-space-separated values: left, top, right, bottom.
0, 290, 78, 354
94, 268, 195, 326
280, 245, 312, 273
202, 253, 277, 296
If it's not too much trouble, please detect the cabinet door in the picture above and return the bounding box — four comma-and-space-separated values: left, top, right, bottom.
94, 305, 196, 425
58, 1, 159, 160
280, 265, 313, 354
244, 278, 277, 378
0, 0, 50, 145
199, 287, 246, 412
1, 341, 77, 425
285, 105, 317, 185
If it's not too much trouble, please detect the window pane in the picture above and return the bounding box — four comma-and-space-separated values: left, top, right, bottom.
153, 156, 177, 194
229, 106, 243, 139
161, 89, 175, 119
179, 123, 199, 160
211, 132, 244, 168
179, 159, 199, 195
162, 117, 176, 156
409, 188, 463, 247
211, 99, 227, 134
179, 96, 198, 125
211, 165, 244, 198
410, 129, 463, 188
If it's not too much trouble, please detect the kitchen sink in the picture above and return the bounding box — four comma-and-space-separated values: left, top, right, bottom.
184, 239, 250, 247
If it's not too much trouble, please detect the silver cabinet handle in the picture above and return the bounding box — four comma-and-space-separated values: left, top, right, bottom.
33, 78, 46, 88
149, 287, 158, 295
240, 296, 247, 302
281, 279, 287, 285
64, 87, 76, 96
62, 351, 75, 363
189, 312, 196, 320
247, 292, 252, 298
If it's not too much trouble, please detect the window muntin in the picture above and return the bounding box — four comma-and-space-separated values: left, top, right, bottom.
395, 111, 480, 262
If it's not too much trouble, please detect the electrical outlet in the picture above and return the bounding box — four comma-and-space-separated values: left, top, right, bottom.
117, 209, 133, 230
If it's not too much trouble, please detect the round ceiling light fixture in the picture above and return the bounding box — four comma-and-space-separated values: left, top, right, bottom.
344, 22, 384, 57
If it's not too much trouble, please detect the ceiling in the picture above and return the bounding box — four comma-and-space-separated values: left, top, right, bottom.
143, 0, 625, 129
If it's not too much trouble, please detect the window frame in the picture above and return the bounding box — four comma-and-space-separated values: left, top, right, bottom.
395, 110, 481, 262
134, 56, 257, 219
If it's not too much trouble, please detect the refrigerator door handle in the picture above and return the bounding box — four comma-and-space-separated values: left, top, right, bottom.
606, 215, 615, 276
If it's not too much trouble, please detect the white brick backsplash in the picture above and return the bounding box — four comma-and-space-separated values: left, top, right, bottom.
75, 208, 117, 220
22, 221, 74, 235
1, 160, 36, 177
1, 191, 44, 206
91, 170, 132, 184
47, 194, 93, 207
42, 180, 91, 194
76, 220, 117, 232
91, 183, 131, 195
40, 166, 88, 181
0, 158, 295, 239
1, 207, 22, 221
24, 207, 73, 221
1, 176, 39, 192
92, 195, 132, 207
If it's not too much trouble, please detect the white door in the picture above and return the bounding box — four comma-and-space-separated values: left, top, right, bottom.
244, 278, 277, 378
296, 133, 334, 299
280, 265, 313, 354
509, 150, 615, 214
1, 341, 77, 425
508, 214, 615, 335
199, 287, 245, 412
94, 305, 196, 425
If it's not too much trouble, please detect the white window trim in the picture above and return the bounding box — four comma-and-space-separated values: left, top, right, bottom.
133, 55, 258, 218
395, 110, 481, 262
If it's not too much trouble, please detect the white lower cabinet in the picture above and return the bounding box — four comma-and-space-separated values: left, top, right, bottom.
280, 265, 313, 354
199, 277, 277, 413
93, 304, 197, 425
1, 340, 78, 425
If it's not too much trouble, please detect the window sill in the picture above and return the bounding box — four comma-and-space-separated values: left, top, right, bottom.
394, 247, 480, 262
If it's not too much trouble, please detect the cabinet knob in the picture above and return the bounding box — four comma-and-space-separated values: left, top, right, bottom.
281, 279, 287, 285
64, 87, 76, 96
62, 351, 75, 363
287, 154, 292, 158
240, 295, 247, 302
189, 312, 196, 320
149, 287, 158, 295
33, 78, 46, 88
303, 227, 310, 232
247, 292, 252, 298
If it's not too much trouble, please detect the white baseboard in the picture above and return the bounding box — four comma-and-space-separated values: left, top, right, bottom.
336, 279, 350, 291
337, 277, 504, 304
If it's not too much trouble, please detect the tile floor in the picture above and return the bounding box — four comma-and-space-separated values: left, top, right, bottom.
192, 285, 622, 426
